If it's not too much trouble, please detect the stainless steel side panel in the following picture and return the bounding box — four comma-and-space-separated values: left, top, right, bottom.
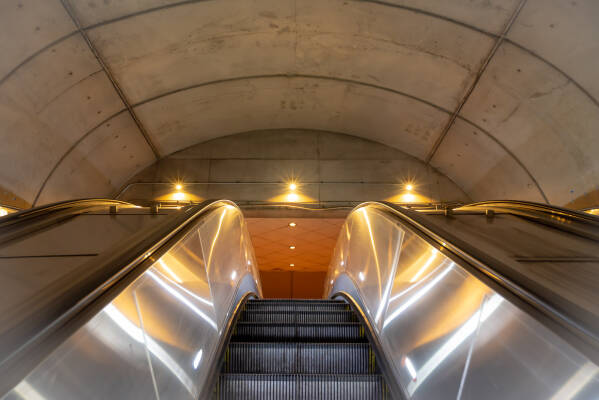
3, 203, 261, 400
327, 205, 599, 400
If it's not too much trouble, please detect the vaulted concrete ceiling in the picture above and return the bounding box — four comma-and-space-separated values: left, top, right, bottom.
1, 0, 598, 208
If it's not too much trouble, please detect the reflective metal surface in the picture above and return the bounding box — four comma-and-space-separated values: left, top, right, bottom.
326, 203, 599, 400
3, 202, 261, 400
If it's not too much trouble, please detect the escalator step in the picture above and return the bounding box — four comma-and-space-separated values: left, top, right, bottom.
244, 301, 349, 312
240, 310, 357, 323
247, 298, 347, 304
224, 343, 374, 374
231, 323, 366, 342
215, 374, 388, 400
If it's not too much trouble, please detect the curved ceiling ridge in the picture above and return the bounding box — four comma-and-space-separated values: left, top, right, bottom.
455, 116, 548, 203
1, 0, 596, 112
128, 72, 545, 200
131, 73, 454, 113
0, 31, 78, 87
31, 73, 547, 206
31, 109, 128, 206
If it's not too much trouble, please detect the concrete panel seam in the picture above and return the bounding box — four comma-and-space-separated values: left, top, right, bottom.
59, 0, 161, 160
0, 31, 78, 88
2, 0, 596, 117
131, 73, 455, 115
32, 109, 128, 206
424, 0, 529, 165
505, 39, 599, 109
81, 0, 497, 38
455, 116, 549, 204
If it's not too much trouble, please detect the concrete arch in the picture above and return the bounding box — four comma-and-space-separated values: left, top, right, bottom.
1, 0, 598, 208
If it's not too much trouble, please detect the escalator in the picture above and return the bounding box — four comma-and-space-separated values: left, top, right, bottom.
215, 299, 389, 399
0, 198, 598, 399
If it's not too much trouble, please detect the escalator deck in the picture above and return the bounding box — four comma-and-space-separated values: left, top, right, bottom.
214, 299, 390, 399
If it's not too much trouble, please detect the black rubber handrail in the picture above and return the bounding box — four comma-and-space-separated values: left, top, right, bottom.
370, 201, 599, 363
0, 198, 132, 228
0, 199, 234, 396
458, 199, 599, 225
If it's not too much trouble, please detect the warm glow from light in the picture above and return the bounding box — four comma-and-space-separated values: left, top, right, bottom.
289, 245, 296, 250
173, 192, 185, 200
158, 259, 183, 283
410, 249, 438, 283
0, 209, 7, 217
175, 184, 183, 191
289, 183, 297, 190
287, 193, 299, 202
406, 184, 414, 191
289, 222, 297, 227
402, 193, 416, 202
290, 263, 295, 267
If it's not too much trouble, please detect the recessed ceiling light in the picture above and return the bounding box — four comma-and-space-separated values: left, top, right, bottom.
289, 183, 297, 190
405, 184, 413, 191
175, 184, 183, 190
289, 222, 297, 227
290, 263, 295, 267
289, 245, 296, 250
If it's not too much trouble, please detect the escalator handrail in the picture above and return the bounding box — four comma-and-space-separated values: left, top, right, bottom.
457, 199, 599, 226
368, 201, 599, 358
0, 199, 236, 396
0, 198, 133, 229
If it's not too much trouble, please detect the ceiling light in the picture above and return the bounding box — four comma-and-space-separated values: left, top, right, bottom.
405, 184, 414, 191
289, 183, 297, 191
289, 245, 295, 250
289, 222, 297, 227
173, 192, 185, 200
175, 184, 183, 190
290, 263, 295, 267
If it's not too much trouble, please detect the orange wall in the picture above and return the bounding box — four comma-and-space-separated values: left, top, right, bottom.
259, 271, 327, 299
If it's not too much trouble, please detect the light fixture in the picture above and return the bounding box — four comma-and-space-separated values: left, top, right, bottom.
289, 183, 297, 191
405, 184, 414, 191
289, 245, 296, 250
175, 184, 183, 190
290, 263, 295, 267
289, 222, 297, 227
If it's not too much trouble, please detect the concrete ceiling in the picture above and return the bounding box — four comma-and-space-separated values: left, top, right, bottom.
1, 0, 598, 208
